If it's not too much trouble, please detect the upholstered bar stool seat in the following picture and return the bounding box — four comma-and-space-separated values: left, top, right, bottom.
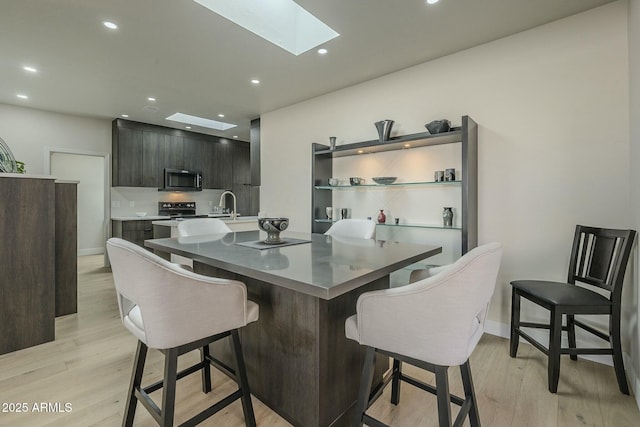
325, 218, 376, 239
107, 237, 258, 427
346, 242, 502, 427
177, 218, 232, 237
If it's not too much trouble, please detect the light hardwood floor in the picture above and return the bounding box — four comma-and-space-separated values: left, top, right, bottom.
0, 255, 638, 427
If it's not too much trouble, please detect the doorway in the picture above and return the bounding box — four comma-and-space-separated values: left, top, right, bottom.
46, 148, 110, 262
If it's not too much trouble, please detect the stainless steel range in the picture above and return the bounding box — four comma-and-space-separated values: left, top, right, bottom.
158, 201, 205, 218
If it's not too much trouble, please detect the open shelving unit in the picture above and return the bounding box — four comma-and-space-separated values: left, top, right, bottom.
311, 115, 477, 255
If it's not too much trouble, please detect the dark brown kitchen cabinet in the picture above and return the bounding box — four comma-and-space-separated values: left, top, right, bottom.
183, 137, 203, 173
111, 219, 154, 250
232, 142, 259, 215
164, 135, 185, 170
112, 126, 143, 187
112, 119, 249, 190
142, 131, 166, 188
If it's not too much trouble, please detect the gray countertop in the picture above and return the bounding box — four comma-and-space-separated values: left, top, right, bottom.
145, 231, 441, 299
152, 216, 258, 227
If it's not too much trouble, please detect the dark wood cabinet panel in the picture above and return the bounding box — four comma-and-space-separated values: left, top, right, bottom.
164, 135, 185, 170
213, 141, 233, 190
142, 131, 166, 188
0, 177, 55, 355
183, 137, 203, 173
55, 182, 78, 317
231, 142, 259, 215
112, 220, 154, 250
113, 127, 143, 186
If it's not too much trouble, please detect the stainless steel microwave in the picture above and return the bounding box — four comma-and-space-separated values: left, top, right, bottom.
160, 168, 202, 192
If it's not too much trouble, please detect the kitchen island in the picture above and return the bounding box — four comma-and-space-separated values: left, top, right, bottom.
146, 231, 441, 427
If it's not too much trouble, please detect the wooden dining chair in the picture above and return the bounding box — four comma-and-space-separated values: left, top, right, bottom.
510, 225, 636, 394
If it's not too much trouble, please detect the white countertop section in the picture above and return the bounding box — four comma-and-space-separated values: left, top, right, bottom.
153, 216, 259, 227
0, 173, 56, 180
55, 179, 80, 184
112, 215, 171, 221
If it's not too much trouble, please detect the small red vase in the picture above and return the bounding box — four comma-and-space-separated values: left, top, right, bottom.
377, 209, 386, 224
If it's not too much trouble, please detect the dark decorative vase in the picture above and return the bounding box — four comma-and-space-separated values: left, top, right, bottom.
374, 120, 394, 142
378, 210, 386, 224
258, 217, 289, 244
443, 207, 453, 227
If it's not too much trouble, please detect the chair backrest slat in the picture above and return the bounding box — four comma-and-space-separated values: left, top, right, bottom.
569, 226, 635, 295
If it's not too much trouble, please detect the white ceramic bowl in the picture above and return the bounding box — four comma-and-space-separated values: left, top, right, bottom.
135, 212, 147, 217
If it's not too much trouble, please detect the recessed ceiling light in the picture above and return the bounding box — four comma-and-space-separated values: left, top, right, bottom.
23, 66, 38, 73
426, 0, 439, 4
147, 97, 156, 102
233, 135, 238, 139
166, 112, 237, 131
16, 94, 28, 99
193, 0, 339, 56
251, 79, 260, 85
103, 21, 118, 30
318, 48, 328, 55
357, 150, 364, 154
186, 126, 192, 129
121, 114, 129, 118
218, 113, 225, 118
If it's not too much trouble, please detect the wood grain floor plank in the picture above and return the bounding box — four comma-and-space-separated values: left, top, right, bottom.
0, 255, 637, 427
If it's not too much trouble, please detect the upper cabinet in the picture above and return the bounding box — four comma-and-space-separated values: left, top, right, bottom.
112, 119, 248, 190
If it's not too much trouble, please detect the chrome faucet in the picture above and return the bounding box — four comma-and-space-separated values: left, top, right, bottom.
219, 190, 238, 220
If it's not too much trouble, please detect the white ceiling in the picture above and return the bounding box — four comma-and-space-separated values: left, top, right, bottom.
0, 0, 617, 141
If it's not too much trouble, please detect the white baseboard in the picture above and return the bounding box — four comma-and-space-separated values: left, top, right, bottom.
78, 247, 104, 256
623, 353, 640, 410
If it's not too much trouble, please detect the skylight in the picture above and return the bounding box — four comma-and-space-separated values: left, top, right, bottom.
192, 0, 339, 56
166, 113, 237, 131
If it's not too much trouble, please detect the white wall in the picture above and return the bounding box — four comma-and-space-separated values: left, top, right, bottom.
0, 104, 111, 174
51, 153, 105, 255
262, 1, 631, 361
627, 0, 640, 403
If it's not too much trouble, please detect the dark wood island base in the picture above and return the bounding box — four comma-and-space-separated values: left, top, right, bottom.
194, 262, 388, 427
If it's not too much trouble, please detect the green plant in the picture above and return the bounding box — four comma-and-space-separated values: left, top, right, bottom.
16, 161, 25, 174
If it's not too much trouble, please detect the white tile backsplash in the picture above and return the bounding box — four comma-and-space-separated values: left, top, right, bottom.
111, 187, 225, 217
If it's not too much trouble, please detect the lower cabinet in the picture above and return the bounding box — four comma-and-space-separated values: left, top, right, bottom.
112, 220, 154, 250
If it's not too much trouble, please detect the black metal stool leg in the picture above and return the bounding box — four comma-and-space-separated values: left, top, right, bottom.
353, 347, 376, 427
390, 359, 402, 405
610, 312, 630, 394
460, 360, 480, 427
123, 341, 147, 427
160, 348, 178, 427
548, 309, 562, 393
509, 290, 520, 357
200, 345, 212, 393
567, 315, 577, 361
231, 330, 256, 427
435, 366, 452, 427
